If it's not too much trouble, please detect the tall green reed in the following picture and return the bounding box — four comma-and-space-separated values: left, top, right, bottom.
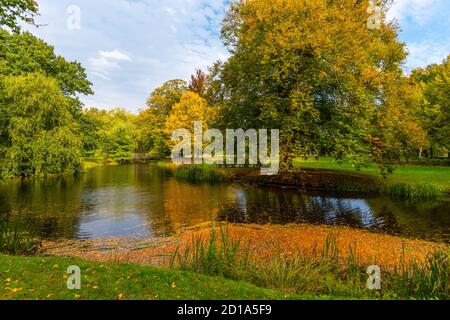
0, 219, 41, 255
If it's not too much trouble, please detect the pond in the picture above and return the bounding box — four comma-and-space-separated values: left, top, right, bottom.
0, 164, 449, 243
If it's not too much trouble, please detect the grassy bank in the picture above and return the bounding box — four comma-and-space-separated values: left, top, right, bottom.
170, 227, 449, 300
295, 158, 450, 192
42, 224, 449, 300
0, 254, 335, 300
156, 159, 450, 199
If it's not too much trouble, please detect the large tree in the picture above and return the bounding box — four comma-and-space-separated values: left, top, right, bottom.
214, 0, 416, 169
411, 55, 450, 157
136, 80, 188, 156
165, 92, 213, 139
80, 108, 139, 162
145, 79, 188, 118
0, 73, 82, 176
0, 30, 93, 102
0, 0, 38, 31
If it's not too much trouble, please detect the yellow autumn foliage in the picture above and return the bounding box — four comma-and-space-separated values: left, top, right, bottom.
165, 92, 216, 145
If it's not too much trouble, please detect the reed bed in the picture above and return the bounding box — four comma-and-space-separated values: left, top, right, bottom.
0, 220, 41, 255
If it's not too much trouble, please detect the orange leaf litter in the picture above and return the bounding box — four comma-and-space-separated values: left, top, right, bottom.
43, 223, 448, 270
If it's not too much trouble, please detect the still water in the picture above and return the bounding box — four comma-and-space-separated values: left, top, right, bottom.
0, 164, 449, 242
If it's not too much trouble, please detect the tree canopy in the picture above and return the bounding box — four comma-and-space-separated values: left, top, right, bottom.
165, 92, 213, 139
0, 0, 448, 178
0, 3, 95, 177
211, 0, 416, 169
0, 30, 93, 102
136, 80, 189, 157
0, 0, 38, 31
81, 108, 138, 163
411, 55, 450, 157
0, 73, 81, 176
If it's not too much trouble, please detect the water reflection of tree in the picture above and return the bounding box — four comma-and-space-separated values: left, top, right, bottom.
125, 165, 238, 237
367, 198, 450, 243
1, 165, 448, 243
218, 188, 382, 230
0, 174, 86, 240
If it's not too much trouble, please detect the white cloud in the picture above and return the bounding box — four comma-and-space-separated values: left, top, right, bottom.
387, 0, 450, 70
387, 0, 441, 25
26, 0, 229, 111
27, 0, 446, 110
88, 49, 131, 80
99, 49, 131, 61
90, 72, 111, 81
405, 41, 450, 70
165, 7, 176, 16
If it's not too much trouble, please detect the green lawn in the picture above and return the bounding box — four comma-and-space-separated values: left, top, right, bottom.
0, 254, 335, 300
294, 158, 450, 191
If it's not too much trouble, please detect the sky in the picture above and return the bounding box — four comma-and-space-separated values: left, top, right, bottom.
26, 0, 450, 113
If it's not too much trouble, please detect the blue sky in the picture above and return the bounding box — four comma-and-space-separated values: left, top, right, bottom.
26, 0, 450, 112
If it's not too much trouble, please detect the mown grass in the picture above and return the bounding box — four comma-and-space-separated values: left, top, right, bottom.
295, 157, 450, 198
0, 254, 329, 300
171, 227, 450, 300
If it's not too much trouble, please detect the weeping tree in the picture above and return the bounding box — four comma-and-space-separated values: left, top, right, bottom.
0, 73, 82, 177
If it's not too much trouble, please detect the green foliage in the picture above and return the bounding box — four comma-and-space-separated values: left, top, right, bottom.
383, 182, 442, 200
171, 227, 247, 278
0, 29, 93, 177
135, 80, 189, 158
388, 249, 450, 299
31, 127, 81, 175
170, 165, 225, 183
208, 0, 423, 170
80, 108, 138, 163
0, 30, 93, 101
0, 0, 38, 32
411, 55, 450, 157
0, 73, 82, 177
146, 79, 188, 118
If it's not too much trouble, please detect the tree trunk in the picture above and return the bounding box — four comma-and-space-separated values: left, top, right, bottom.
280, 136, 294, 172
